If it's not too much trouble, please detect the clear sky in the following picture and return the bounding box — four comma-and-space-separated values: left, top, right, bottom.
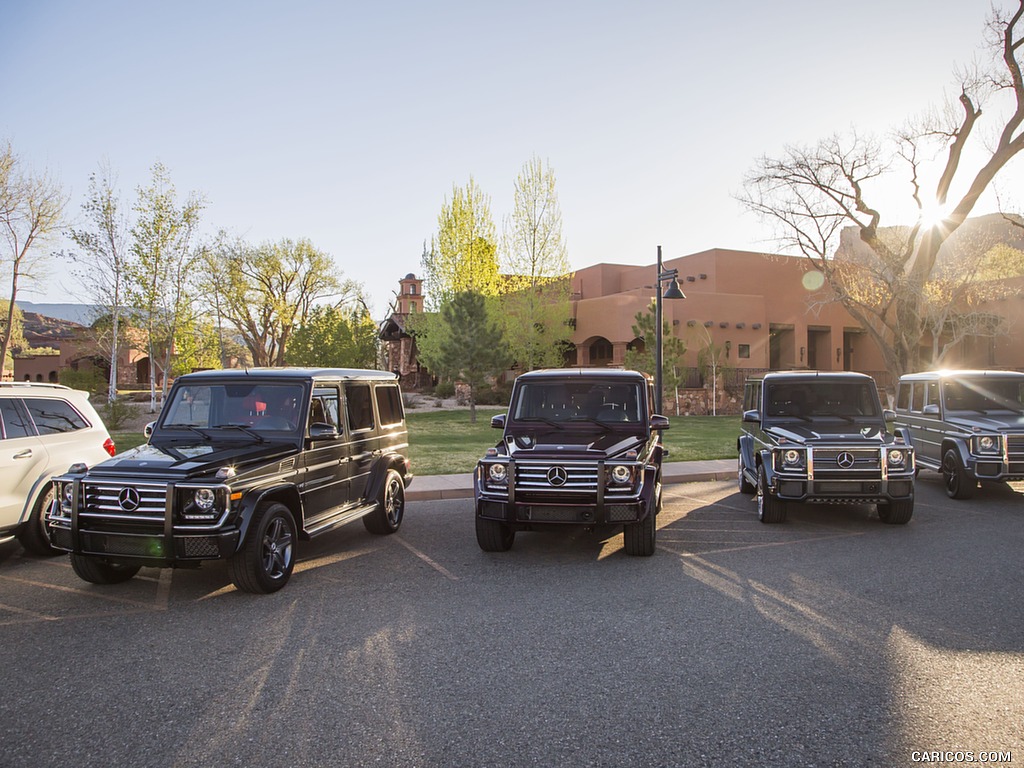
2, 0, 1017, 318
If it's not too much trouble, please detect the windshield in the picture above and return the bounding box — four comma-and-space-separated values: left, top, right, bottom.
943, 378, 1024, 413
161, 382, 305, 432
511, 380, 643, 424
764, 381, 880, 419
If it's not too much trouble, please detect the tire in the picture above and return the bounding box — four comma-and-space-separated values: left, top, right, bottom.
623, 505, 656, 557
475, 514, 515, 552
17, 487, 61, 556
70, 554, 141, 585
228, 502, 297, 594
878, 498, 914, 525
363, 469, 405, 535
942, 449, 976, 500
738, 455, 756, 495
757, 464, 788, 523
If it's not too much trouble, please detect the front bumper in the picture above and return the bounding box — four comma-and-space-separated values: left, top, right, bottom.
47, 521, 240, 566
770, 476, 915, 504
475, 459, 657, 526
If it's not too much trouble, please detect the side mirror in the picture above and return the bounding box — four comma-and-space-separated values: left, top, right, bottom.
144, 421, 155, 439
883, 409, 897, 423
309, 423, 340, 440
742, 409, 761, 423
650, 414, 670, 431
922, 404, 940, 416
490, 413, 506, 430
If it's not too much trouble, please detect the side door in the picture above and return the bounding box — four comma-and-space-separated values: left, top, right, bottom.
300, 383, 352, 519
0, 398, 47, 532
342, 382, 376, 502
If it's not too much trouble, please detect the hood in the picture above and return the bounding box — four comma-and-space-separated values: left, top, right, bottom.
505, 430, 647, 458
87, 440, 298, 479
766, 423, 895, 446
945, 413, 1024, 432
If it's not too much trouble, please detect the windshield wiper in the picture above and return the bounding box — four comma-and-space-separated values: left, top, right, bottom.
516, 416, 562, 430
160, 425, 214, 441
212, 423, 266, 443
567, 416, 612, 432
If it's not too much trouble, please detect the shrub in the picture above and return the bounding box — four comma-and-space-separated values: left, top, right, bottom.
433, 381, 456, 399
98, 397, 140, 431
59, 368, 106, 396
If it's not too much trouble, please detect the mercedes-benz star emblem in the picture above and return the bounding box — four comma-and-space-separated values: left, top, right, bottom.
547, 466, 568, 487
118, 487, 141, 512
836, 452, 856, 469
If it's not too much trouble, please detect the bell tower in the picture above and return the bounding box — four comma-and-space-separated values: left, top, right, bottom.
396, 273, 424, 315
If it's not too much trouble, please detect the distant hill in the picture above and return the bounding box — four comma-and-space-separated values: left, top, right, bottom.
15, 301, 100, 325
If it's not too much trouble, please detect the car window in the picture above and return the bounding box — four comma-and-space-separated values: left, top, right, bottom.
346, 384, 374, 431
0, 398, 33, 439
896, 382, 911, 411
512, 381, 642, 423
374, 384, 404, 427
24, 397, 89, 435
310, 387, 340, 429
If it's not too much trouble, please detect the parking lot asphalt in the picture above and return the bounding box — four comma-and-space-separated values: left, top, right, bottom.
406, 458, 737, 500
1, 474, 1022, 768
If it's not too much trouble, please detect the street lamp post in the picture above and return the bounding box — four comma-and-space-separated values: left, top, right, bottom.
654, 245, 685, 415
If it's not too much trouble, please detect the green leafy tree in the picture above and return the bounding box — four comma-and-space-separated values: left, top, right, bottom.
285, 303, 379, 369
206, 234, 353, 366
0, 141, 67, 377
421, 178, 500, 310
126, 162, 204, 410
500, 157, 573, 371
623, 305, 687, 415
417, 291, 510, 422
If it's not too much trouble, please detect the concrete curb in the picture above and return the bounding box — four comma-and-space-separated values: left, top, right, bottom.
406, 459, 736, 502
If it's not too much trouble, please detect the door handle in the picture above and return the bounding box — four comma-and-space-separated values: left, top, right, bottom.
13, 449, 33, 459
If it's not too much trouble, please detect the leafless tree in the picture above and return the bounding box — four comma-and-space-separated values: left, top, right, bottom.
739, 1, 1024, 380
0, 142, 67, 376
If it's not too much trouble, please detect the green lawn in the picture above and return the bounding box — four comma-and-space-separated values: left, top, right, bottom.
110, 412, 741, 477
404, 410, 739, 476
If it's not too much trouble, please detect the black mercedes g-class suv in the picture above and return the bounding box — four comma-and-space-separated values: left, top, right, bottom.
894, 369, 1024, 499
737, 371, 915, 524
474, 368, 669, 556
47, 368, 412, 593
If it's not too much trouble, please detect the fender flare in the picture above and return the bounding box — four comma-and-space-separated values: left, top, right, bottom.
363, 453, 409, 503
235, 484, 302, 549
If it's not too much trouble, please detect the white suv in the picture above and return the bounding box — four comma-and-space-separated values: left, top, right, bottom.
1, 382, 116, 554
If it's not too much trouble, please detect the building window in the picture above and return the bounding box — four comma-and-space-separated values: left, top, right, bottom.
738, 344, 750, 359
408, 284, 417, 295
409, 301, 417, 313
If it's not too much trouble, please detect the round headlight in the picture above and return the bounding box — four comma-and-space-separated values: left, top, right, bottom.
62, 482, 74, 504
488, 463, 508, 483
887, 449, 905, 466
193, 488, 217, 511
610, 465, 632, 483
979, 436, 997, 452
783, 449, 802, 465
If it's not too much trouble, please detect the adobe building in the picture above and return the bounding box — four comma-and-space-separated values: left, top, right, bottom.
569, 248, 888, 377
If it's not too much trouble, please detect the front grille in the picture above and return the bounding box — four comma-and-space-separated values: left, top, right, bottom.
180, 536, 220, 558
606, 504, 639, 523
81, 531, 166, 557
526, 505, 588, 522
512, 460, 640, 500
811, 448, 881, 478
82, 480, 167, 522
1007, 434, 1024, 461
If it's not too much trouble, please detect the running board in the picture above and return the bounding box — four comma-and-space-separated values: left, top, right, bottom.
304, 502, 378, 538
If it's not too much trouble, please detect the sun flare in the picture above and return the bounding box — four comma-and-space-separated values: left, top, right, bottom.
918, 200, 952, 229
